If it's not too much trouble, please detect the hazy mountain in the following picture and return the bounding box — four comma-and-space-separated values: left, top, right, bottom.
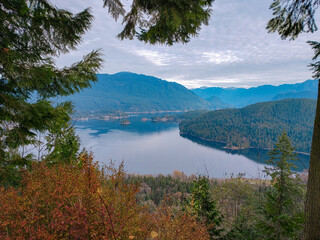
205, 96, 232, 109
192, 80, 318, 107
272, 90, 318, 101
179, 98, 316, 153
61, 72, 210, 114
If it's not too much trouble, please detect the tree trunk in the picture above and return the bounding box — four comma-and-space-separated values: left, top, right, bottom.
305, 79, 320, 239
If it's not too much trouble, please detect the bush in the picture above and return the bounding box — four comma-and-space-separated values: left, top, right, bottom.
0, 153, 210, 239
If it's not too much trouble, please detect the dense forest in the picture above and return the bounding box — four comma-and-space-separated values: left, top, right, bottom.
179, 99, 316, 153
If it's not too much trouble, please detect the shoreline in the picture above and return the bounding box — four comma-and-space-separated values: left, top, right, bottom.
179, 132, 310, 156
72, 110, 186, 121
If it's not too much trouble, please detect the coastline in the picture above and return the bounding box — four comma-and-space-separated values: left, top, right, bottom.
72, 110, 186, 121
179, 132, 311, 155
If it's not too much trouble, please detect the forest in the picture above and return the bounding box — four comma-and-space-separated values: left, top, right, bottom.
180, 99, 316, 153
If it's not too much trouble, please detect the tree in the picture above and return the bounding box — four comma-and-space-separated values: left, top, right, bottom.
190, 176, 222, 239
267, 1, 320, 238
103, 0, 215, 45
257, 131, 305, 239
0, 0, 103, 185
213, 177, 256, 228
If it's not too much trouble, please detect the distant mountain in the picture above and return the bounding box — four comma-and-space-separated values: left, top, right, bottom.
205, 96, 232, 109
272, 90, 318, 101
192, 80, 318, 108
61, 72, 210, 114
179, 99, 316, 153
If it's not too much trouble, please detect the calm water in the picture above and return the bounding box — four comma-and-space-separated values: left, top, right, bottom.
75, 114, 310, 178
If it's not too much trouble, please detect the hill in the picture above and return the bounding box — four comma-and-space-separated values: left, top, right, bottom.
61, 72, 210, 114
179, 99, 316, 153
192, 80, 318, 108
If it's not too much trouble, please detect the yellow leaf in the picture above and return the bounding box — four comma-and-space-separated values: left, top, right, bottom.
97, 188, 102, 194
129, 236, 135, 239
150, 231, 158, 238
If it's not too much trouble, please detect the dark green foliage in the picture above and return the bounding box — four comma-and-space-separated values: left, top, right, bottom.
222, 214, 264, 240
174, 110, 209, 121
266, 1, 320, 238
308, 40, 320, 79
63, 72, 210, 114
0, 0, 103, 185
190, 176, 222, 239
214, 177, 266, 240
257, 131, 305, 239
103, 0, 215, 45
222, 133, 305, 240
192, 79, 318, 108
267, 0, 319, 40
43, 102, 80, 164
180, 99, 316, 153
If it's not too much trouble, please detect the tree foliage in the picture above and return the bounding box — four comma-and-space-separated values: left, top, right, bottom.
267, 1, 320, 238
103, 0, 215, 45
258, 131, 305, 240
0, 0, 103, 185
213, 177, 257, 229
189, 176, 222, 239
128, 172, 194, 206
268, 0, 320, 40
0, 153, 210, 239
180, 99, 315, 153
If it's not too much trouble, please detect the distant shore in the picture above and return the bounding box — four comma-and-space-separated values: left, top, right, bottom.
179, 132, 310, 155
72, 110, 186, 121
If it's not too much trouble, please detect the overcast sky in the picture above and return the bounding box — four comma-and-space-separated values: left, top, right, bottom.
52, 0, 320, 88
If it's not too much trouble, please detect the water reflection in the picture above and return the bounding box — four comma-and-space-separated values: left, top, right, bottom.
75, 116, 309, 178
75, 114, 178, 136
180, 134, 310, 172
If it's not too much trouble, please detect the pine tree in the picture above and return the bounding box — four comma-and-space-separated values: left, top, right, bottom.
103, 0, 215, 45
267, 1, 320, 238
0, 0, 103, 185
258, 131, 305, 240
190, 176, 222, 239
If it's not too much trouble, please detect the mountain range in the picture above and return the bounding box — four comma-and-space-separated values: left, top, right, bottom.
58, 72, 318, 114
192, 80, 318, 108
61, 72, 209, 114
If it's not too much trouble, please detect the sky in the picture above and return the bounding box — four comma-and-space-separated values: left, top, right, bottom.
52, 0, 320, 88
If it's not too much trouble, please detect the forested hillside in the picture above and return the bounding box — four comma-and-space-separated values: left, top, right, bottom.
192, 80, 318, 107
61, 72, 210, 113
179, 99, 316, 153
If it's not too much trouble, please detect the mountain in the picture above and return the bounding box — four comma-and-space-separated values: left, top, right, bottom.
179, 99, 316, 153
192, 80, 318, 108
272, 90, 318, 101
61, 72, 210, 114
205, 96, 232, 109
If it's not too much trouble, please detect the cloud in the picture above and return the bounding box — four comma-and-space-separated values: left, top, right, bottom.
131, 49, 173, 66
51, 0, 320, 88
200, 50, 243, 64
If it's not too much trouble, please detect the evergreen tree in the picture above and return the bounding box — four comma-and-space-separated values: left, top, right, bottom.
267, 1, 320, 238
0, 0, 103, 185
190, 176, 222, 239
103, 0, 215, 45
258, 131, 305, 240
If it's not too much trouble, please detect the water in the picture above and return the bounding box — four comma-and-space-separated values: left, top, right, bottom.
75, 114, 310, 178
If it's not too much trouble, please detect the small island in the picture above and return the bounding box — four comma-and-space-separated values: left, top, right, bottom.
120, 119, 131, 125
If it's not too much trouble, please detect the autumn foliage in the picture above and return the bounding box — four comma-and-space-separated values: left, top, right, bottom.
0, 153, 209, 239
